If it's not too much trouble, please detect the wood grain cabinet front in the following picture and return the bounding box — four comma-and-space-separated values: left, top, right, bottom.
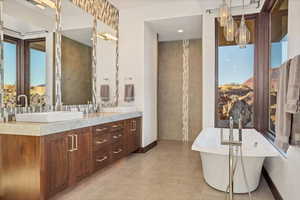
69, 128, 92, 184
125, 118, 141, 155
93, 147, 111, 170
0, 117, 142, 200
45, 128, 92, 198
44, 132, 71, 198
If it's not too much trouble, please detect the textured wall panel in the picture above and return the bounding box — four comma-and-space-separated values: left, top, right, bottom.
158, 39, 203, 142
61, 36, 92, 105
70, 0, 119, 31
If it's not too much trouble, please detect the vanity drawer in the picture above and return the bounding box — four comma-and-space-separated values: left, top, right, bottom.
93, 148, 111, 171
111, 131, 124, 144
111, 142, 124, 162
93, 133, 111, 152
93, 125, 110, 137
110, 122, 124, 132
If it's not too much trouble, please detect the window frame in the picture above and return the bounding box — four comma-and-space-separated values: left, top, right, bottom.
3, 35, 22, 105
3, 35, 46, 106
214, 14, 258, 128
24, 37, 46, 105
267, 0, 289, 136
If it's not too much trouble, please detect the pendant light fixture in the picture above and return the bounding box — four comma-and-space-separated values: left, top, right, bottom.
219, 0, 230, 27
224, 0, 236, 42
235, 0, 251, 48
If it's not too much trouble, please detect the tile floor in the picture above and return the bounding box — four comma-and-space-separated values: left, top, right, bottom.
51, 140, 274, 200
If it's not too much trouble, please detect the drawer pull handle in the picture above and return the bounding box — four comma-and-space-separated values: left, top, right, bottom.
96, 156, 108, 162
96, 128, 108, 132
68, 135, 75, 152
113, 134, 122, 139
96, 139, 107, 144
112, 125, 122, 129
131, 120, 137, 132
113, 149, 122, 154
73, 134, 78, 151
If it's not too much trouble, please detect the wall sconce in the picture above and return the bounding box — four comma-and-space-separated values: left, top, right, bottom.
97, 32, 118, 41
28, 0, 56, 9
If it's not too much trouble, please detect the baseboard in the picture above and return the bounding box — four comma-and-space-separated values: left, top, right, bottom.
136, 141, 157, 153
262, 167, 283, 200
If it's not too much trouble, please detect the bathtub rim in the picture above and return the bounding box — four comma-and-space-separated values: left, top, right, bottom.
192, 128, 280, 158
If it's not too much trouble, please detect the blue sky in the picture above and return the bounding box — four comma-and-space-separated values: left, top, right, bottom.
218, 37, 288, 86
4, 41, 46, 86
218, 44, 254, 85
271, 35, 288, 68
4, 42, 17, 85
30, 49, 46, 86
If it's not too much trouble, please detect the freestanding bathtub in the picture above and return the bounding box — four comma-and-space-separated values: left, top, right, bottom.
192, 128, 279, 193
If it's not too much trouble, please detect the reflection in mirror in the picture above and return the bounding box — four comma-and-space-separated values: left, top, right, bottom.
60, 0, 94, 105
96, 21, 117, 107
27, 38, 47, 105
3, 0, 54, 107
61, 27, 93, 105
61, 0, 118, 107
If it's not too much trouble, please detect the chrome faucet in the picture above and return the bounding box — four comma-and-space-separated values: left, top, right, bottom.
220, 117, 242, 200
220, 116, 252, 200
17, 94, 28, 109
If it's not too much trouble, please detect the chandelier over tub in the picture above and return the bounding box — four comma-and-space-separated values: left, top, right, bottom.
235, 0, 251, 48
218, 0, 251, 47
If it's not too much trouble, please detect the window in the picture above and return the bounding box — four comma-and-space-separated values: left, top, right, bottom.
216, 17, 256, 128
3, 39, 18, 107
2, 36, 46, 107
269, 0, 289, 133
27, 39, 46, 105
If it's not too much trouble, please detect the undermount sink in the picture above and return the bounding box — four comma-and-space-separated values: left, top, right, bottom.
16, 111, 84, 123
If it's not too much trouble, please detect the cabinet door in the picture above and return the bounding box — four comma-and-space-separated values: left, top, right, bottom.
45, 132, 71, 198
126, 118, 141, 154
70, 128, 92, 184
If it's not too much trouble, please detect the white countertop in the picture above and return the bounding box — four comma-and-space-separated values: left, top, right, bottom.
0, 111, 142, 136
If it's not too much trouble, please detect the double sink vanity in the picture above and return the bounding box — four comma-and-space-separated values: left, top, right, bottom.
0, 0, 133, 199
0, 111, 142, 200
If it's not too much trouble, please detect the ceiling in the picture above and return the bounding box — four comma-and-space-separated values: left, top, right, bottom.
109, 0, 255, 9
62, 28, 92, 47
148, 15, 202, 42
109, 0, 204, 9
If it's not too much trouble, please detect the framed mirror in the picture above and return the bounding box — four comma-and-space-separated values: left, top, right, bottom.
2, 0, 55, 107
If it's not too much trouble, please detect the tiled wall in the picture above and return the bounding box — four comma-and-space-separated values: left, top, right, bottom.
158, 39, 203, 141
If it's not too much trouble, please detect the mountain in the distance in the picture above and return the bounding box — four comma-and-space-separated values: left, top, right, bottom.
242, 67, 280, 90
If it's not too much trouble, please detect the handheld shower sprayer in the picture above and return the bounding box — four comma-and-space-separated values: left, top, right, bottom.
238, 114, 243, 142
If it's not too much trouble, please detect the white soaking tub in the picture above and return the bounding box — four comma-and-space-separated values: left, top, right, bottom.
192, 128, 279, 193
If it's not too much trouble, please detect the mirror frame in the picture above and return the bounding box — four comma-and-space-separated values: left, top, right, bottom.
0, 0, 4, 108
55, 0, 63, 108
70, 0, 120, 106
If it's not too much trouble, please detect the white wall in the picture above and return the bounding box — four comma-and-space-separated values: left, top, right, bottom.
202, 13, 216, 128
143, 24, 158, 147
118, 1, 219, 147
96, 23, 117, 104
118, 0, 264, 147
264, 1, 300, 200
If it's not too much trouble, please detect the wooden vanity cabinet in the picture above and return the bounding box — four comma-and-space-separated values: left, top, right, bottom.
0, 117, 141, 200
69, 128, 92, 184
44, 128, 92, 198
44, 132, 71, 197
92, 124, 112, 171
125, 118, 141, 154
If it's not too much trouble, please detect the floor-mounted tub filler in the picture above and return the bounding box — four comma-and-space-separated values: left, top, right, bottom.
192, 122, 279, 199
